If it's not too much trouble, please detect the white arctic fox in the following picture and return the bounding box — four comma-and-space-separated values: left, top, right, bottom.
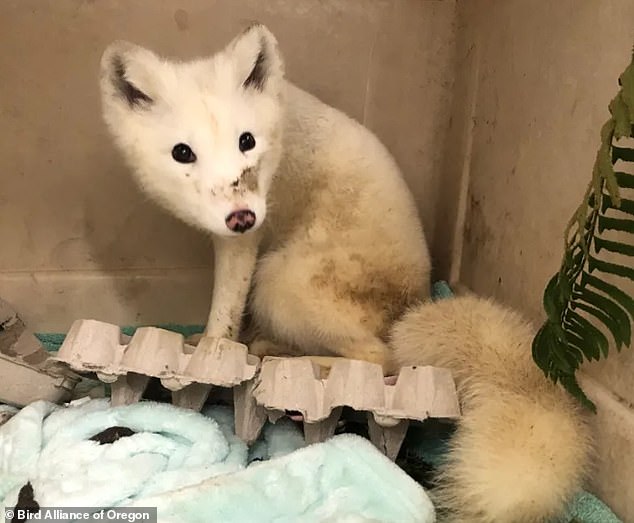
99, 24, 431, 369
100, 25, 590, 521
392, 295, 593, 522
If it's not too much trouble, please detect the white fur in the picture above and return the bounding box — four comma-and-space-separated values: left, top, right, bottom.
99, 25, 431, 368
391, 295, 593, 522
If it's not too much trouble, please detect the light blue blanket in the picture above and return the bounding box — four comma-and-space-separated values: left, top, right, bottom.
0, 399, 434, 523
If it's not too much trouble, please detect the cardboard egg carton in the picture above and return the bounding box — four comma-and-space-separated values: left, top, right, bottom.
246, 357, 460, 458
0, 297, 81, 407
53, 319, 461, 460
52, 319, 259, 410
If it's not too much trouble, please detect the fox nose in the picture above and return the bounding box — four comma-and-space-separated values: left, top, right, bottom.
225, 209, 256, 233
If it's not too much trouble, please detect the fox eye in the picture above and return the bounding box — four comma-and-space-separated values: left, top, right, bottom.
239, 132, 256, 153
172, 143, 197, 163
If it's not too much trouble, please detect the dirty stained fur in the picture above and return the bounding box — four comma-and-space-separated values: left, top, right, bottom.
391, 295, 593, 522
249, 92, 431, 365
99, 24, 431, 370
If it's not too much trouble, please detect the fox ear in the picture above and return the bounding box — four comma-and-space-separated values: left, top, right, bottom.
99, 41, 160, 110
226, 24, 284, 93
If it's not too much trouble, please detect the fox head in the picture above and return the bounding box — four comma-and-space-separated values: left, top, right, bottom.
99, 25, 285, 237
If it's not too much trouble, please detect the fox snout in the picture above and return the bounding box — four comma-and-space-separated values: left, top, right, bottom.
225, 209, 256, 233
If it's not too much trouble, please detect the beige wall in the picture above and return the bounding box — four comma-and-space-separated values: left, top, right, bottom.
445, 1, 634, 518
0, 0, 457, 330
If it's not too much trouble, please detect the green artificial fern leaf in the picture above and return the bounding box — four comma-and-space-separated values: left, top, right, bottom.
573, 288, 630, 348
594, 236, 634, 256
532, 50, 634, 411
614, 145, 634, 162
589, 256, 634, 280
581, 272, 634, 320
597, 215, 634, 234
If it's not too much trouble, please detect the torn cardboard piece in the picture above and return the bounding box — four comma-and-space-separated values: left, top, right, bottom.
0, 297, 80, 407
